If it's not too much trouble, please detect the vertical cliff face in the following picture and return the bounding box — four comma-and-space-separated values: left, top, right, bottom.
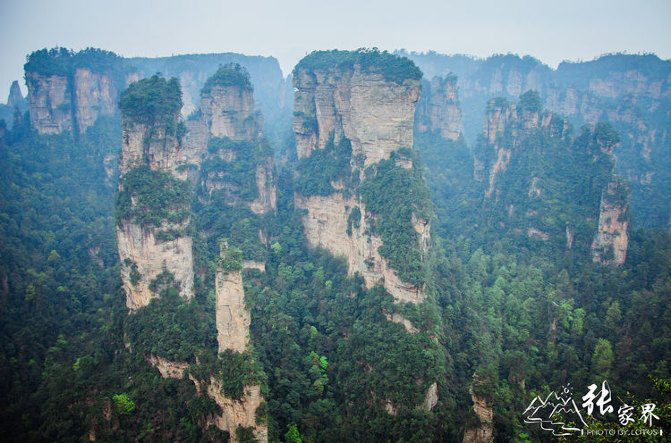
416, 74, 463, 141
293, 61, 420, 166
406, 52, 670, 229
193, 66, 271, 441
249, 157, 277, 215
212, 244, 268, 442
0, 80, 26, 129
201, 82, 260, 141
116, 76, 195, 310
462, 383, 494, 443
7, 81, 25, 110
292, 51, 429, 304
23, 48, 289, 151
216, 262, 249, 354
25, 52, 120, 135
73, 68, 118, 132
475, 91, 629, 259
121, 69, 270, 442
479, 93, 557, 200
592, 179, 630, 265
197, 64, 277, 216
26, 72, 73, 135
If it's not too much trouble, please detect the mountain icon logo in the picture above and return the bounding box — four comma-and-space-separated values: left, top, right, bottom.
523, 385, 586, 436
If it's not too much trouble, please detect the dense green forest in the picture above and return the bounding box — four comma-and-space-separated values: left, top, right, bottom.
414, 92, 671, 440
0, 48, 670, 443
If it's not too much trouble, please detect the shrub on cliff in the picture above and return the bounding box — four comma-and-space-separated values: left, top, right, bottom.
24, 48, 73, 77
201, 63, 253, 93
116, 166, 192, 227
360, 149, 432, 286
119, 75, 182, 130
25, 47, 122, 77
294, 48, 422, 84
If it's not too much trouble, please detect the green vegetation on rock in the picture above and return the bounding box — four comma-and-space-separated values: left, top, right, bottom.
116, 166, 191, 228
360, 149, 432, 286
203, 136, 271, 202
119, 75, 182, 132
295, 135, 356, 196
25, 47, 122, 77
202, 63, 253, 93
294, 48, 422, 84
217, 349, 266, 400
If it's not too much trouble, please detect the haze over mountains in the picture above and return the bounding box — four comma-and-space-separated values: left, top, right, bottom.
0, 45, 669, 442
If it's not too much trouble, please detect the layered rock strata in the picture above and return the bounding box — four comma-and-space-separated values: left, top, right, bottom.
293, 57, 429, 304
416, 74, 463, 141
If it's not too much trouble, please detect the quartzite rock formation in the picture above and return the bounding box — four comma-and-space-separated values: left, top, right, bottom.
293, 54, 429, 304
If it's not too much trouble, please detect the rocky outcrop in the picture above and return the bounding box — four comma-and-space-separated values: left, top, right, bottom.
384, 312, 419, 334
0, 81, 25, 129
197, 65, 277, 215
73, 68, 118, 132
215, 267, 250, 354
211, 243, 267, 442
293, 64, 420, 165
476, 93, 629, 256
203, 379, 267, 443
7, 80, 26, 111
117, 77, 196, 311
416, 75, 463, 141
117, 220, 194, 310
120, 120, 182, 175
481, 97, 549, 199
592, 179, 629, 265
146, 355, 189, 379
295, 193, 425, 303
423, 382, 439, 412
249, 157, 277, 215
26, 72, 73, 135
145, 356, 268, 443
462, 384, 494, 443
201, 83, 261, 141
26, 68, 118, 135
23, 48, 287, 141
293, 54, 428, 304
406, 51, 670, 229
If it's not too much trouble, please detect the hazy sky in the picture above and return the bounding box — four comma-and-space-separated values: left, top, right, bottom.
1, 0, 670, 99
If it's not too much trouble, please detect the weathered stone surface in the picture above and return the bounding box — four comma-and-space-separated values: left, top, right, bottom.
423, 382, 438, 412
463, 382, 494, 443
146, 356, 268, 443
242, 260, 266, 272
215, 270, 250, 354
592, 180, 629, 265
26, 72, 72, 134
146, 355, 189, 379
293, 65, 420, 166
417, 75, 463, 141
204, 379, 268, 443
201, 85, 260, 140
7, 80, 25, 110
117, 101, 197, 311
293, 62, 427, 304
119, 120, 203, 178
73, 68, 117, 132
385, 312, 418, 334
117, 220, 194, 311
249, 157, 277, 214
295, 193, 425, 303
